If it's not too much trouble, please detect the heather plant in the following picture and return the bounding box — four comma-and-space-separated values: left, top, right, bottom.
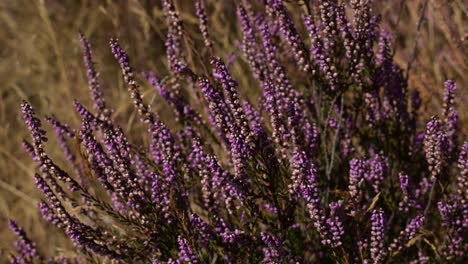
6, 0, 466, 263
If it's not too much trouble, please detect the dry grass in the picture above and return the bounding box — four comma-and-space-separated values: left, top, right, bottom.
0, 0, 465, 259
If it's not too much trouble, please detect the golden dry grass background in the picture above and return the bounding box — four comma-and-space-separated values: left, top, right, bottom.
0, 0, 466, 258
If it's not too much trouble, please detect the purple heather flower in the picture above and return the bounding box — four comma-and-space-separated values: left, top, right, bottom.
261, 232, 283, 263
442, 80, 458, 154
195, 0, 213, 50
263, 80, 283, 150
79, 116, 117, 191
348, 158, 365, 205
73, 100, 101, 129
317, 0, 340, 52
304, 121, 319, 157
211, 57, 252, 146
411, 131, 425, 156
214, 217, 245, 245
437, 201, 467, 259
177, 236, 198, 263
424, 116, 447, 180
258, 20, 308, 153
290, 148, 329, 245
242, 100, 265, 140
376, 30, 408, 123
258, 21, 294, 115
110, 39, 155, 125
398, 172, 417, 212
265, 0, 310, 72
66, 223, 122, 260
190, 214, 215, 247
303, 13, 339, 90
102, 126, 145, 206
8, 220, 41, 262
228, 133, 249, 183
21, 101, 47, 145
442, 80, 457, 121
409, 251, 430, 264
414, 177, 432, 201
198, 77, 233, 144
364, 91, 382, 125
370, 209, 386, 264
150, 170, 172, 222
457, 142, 468, 202
326, 200, 345, 248
38, 201, 66, 228
365, 153, 389, 193
34, 173, 75, 230
22, 102, 81, 193
161, 0, 186, 73
149, 117, 182, 170
351, 0, 379, 61
79, 33, 111, 122
189, 140, 222, 212
388, 215, 425, 254
45, 115, 82, 178
237, 5, 270, 83
143, 71, 202, 125
22, 139, 40, 166
335, 3, 355, 60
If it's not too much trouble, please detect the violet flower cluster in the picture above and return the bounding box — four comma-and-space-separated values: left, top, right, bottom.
7, 0, 466, 263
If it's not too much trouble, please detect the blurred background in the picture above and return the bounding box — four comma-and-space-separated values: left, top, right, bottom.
0, 0, 466, 258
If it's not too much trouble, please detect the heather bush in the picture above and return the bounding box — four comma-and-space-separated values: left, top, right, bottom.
7, 0, 466, 263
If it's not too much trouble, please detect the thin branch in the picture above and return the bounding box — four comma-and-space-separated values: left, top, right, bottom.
405, 0, 429, 79
423, 178, 437, 215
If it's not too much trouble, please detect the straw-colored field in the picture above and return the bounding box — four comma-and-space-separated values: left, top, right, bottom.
0, 0, 465, 258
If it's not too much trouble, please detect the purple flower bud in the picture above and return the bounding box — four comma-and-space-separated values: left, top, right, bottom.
365, 153, 389, 193
79, 33, 111, 122
370, 208, 386, 264
177, 236, 198, 263
211, 57, 253, 150
66, 223, 122, 259
237, 5, 269, 82
389, 214, 425, 253
38, 201, 65, 228
198, 77, 233, 144
45, 115, 82, 179
261, 232, 284, 263
442, 80, 458, 154
34, 173, 77, 232
349, 158, 365, 204
326, 201, 345, 248
195, 0, 212, 50
437, 200, 467, 259
143, 71, 202, 125
265, 0, 310, 72
8, 220, 41, 262
110, 39, 155, 125
398, 172, 418, 212
21, 101, 47, 145
457, 142, 468, 202
424, 116, 447, 180
22, 102, 80, 192
161, 0, 186, 74
409, 251, 430, 264
290, 148, 330, 245
376, 30, 408, 123
303, 14, 339, 90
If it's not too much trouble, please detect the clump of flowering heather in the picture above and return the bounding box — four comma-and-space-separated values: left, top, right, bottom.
8, 0, 466, 263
